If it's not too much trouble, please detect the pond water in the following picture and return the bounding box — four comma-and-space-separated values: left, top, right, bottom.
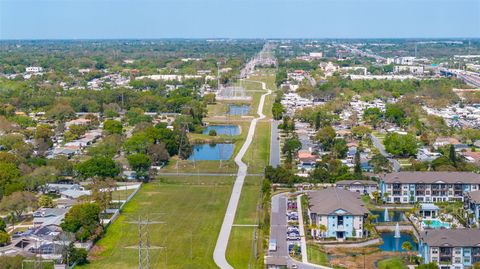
188, 143, 234, 161
203, 125, 240, 136
371, 210, 405, 223
228, 104, 250, 115
379, 232, 417, 252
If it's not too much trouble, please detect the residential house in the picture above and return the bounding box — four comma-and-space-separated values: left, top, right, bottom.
33, 208, 69, 227
335, 180, 378, 194
418, 229, 480, 269
380, 172, 480, 204
308, 188, 369, 240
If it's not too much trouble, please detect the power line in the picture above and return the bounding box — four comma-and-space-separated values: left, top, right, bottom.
126, 214, 165, 269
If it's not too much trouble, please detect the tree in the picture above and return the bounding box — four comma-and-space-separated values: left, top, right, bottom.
0, 231, 10, 246
272, 102, 284, 120
384, 133, 418, 157
319, 224, 327, 239
417, 263, 439, 269
402, 241, 413, 261
363, 107, 383, 127
332, 139, 348, 159
282, 137, 302, 165
22, 166, 58, 192
0, 191, 37, 220
369, 153, 391, 173
385, 104, 405, 126
60, 203, 102, 242
123, 132, 153, 154
315, 125, 336, 150
208, 129, 217, 136
351, 125, 372, 138
147, 143, 170, 165
448, 144, 457, 167
75, 156, 119, 179
38, 195, 55, 208
127, 153, 152, 172
0, 162, 21, 197
103, 119, 123, 135
354, 150, 362, 179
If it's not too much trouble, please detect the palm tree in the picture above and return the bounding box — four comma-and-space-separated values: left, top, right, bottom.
424, 219, 432, 229
309, 223, 318, 239
319, 224, 327, 239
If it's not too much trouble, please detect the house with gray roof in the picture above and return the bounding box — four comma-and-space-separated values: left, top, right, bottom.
380, 172, 480, 204
418, 229, 480, 269
308, 188, 369, 240
335, 179, 378, 194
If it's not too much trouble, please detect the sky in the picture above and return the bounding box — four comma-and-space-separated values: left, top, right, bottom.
0, 0, 479, 39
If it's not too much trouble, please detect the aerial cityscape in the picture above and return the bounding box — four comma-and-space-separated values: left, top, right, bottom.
0, 1, 479, 269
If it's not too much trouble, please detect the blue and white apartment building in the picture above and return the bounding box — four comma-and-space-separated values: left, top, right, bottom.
380, 172, 480, 204
419, 229, 480, 269
307, 188, 369, 240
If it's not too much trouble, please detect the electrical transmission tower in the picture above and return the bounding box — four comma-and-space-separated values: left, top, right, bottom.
127, 215, 164, 269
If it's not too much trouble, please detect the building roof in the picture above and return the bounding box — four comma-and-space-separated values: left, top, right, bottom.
420, 229, 480, 247
336, 180, 377, 186
466, 190, 480, 204
308, 188, 369, 216
420, 203, 439, 211
382, 172, 480, 184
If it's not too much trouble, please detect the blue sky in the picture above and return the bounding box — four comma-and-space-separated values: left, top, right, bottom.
1, 0, 479, 39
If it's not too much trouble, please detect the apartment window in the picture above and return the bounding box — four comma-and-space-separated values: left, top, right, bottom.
403, 197, 408, 202
455, 248, 461, 255
464, 258, 470, 264
432, 248, 438, 254
432, 258, 438, 263
454, 257, 461, 264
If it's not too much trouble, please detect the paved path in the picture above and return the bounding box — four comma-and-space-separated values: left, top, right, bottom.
213, 80, 272, 269
157, 172, 263, 177
370, 134, 401, 172
270, 120, 281, 167
296, 195, 308, 263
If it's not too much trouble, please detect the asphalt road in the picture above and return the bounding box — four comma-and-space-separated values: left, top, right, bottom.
270, 120, 281, 168
213, 81, 271, 269
369, 134, 401, 172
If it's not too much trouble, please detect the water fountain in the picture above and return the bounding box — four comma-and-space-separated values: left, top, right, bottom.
394, 222, 401, 238
384, 207, 390, 222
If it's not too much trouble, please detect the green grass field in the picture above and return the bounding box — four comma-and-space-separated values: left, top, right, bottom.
377, 257, 407, 269
226, 176, 264, 268
307, 243, 329, 266
81, 177, 233, 269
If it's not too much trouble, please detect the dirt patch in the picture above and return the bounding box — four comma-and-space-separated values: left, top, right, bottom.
88, 245, 106, 260
325, 247, 397, 269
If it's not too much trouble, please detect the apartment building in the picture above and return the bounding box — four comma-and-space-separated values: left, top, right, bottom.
308, 188, 369, 240
418, 229, 480, 269
380, 172, 480, 204
465, 190, 480, 226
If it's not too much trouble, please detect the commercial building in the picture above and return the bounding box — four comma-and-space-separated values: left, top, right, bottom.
418, 229, 480, 269
308, 188, 368, 240
380, 172, 480, 204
